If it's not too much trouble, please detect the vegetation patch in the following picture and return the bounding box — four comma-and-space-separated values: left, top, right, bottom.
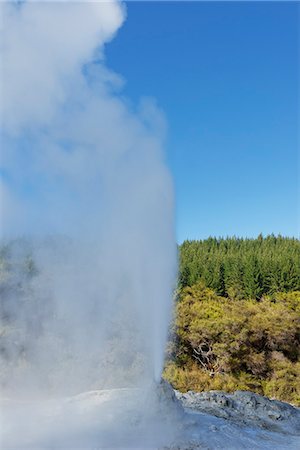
164, 286, 300, 405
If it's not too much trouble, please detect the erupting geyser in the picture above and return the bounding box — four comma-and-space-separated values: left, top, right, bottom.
0, 0, 177, 447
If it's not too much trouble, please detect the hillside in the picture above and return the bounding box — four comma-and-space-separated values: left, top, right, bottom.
165, 236, 300, 405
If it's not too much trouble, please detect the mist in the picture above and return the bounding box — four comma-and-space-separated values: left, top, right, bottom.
0, 0, 177, 446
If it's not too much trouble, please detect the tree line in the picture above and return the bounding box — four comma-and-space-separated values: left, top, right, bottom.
178, 235, 300, 299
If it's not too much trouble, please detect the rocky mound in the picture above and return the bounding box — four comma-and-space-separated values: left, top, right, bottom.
175, 390, 300, 436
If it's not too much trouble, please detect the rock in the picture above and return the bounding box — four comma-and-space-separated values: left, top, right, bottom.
156, 379, 185, 418
175, 389, 300, 436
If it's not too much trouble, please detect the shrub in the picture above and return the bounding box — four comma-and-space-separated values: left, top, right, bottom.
164, 284, 300, 405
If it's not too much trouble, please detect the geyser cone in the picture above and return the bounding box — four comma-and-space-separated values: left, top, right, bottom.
0, 381, 183, 448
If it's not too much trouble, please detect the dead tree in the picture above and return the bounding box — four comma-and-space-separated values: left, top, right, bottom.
193, 342, 221, 377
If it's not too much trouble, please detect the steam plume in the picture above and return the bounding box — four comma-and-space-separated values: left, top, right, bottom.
0, 0, 176, 398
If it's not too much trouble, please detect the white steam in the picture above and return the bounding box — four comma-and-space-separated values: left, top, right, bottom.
0, 0, 176, 405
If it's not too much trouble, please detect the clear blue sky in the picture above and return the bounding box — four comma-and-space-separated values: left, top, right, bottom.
106, 1, 299, 243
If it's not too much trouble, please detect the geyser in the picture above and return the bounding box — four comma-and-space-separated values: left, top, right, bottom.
0, 0, 177, 446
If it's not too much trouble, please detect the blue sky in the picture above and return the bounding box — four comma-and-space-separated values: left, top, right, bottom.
106, 1, 299, 243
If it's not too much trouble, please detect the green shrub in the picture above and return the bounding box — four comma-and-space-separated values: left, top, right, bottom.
165, 284, 300, 405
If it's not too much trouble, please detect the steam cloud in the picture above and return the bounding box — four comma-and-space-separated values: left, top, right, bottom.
0, 0, 176, 402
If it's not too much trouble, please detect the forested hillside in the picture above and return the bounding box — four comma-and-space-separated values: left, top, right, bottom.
179, 235, 300, 298
164, 235, 300, 405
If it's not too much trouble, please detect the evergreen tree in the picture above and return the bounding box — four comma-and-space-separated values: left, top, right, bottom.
179, 235, 300, 298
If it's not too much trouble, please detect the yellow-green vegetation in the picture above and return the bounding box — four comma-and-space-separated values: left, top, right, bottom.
164, 284, 300, 405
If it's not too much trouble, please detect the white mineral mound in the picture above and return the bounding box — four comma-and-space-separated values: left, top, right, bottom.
1, 383, 300, 449
0, 382, 183, 449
